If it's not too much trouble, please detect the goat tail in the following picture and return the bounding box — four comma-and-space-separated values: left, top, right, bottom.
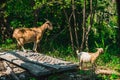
77, 52, 82, 66
12, 32, 15, 38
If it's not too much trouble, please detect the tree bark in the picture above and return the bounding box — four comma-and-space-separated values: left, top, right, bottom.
63, 9, 75, 51
85, 0, 93, 51
0, 2, 13, 43
116, 0, 120, 47
72, 0, 79, 49
80, 0, 86, 51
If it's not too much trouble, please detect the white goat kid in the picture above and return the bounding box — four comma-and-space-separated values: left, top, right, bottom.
13, 21, 53, 52
76, 48, 104, 69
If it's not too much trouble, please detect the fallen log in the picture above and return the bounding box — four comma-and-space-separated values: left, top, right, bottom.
79, 66, 120, 76
0, 52, 50, 76
0, 51, 78, 77
95, 69, 120, 76
10, 51, 77, 70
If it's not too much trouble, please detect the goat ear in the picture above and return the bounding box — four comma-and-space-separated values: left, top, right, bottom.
44, 18, 49, 22
96, 48, 98, 50
101, 49, 104, 53
46, 21, 50, 25
76, 50, 79, 55
99, 48, 103, 53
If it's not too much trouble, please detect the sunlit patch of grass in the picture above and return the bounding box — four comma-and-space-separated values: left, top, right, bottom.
45, 45, 78, 63
98, 74, 120, 80
29, 77, 36, 80
64, 55, 78, 63
97, 52, 120, 71
46, 50, 78, 63
106, 56, 120, 70
0, 43, 16, 51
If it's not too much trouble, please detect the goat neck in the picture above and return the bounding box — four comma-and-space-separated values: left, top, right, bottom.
38, 23, 48, 33
91, 49, 101, 60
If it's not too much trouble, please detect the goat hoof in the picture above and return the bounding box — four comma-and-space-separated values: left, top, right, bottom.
23, 50, 28, 53
32, 50, 37, 53
79, 67, 82, 70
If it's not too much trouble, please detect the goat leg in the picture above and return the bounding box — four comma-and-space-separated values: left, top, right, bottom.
21, 46, 27, 52
33, 42, 37, 52
80, 61, 83, 69
78, 55, 80, 67
17, 43, 21, 50
93, 63, 97, 70
17, 39, 27, 52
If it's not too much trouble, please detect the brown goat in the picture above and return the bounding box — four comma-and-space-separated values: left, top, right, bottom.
13, 21, 53, 52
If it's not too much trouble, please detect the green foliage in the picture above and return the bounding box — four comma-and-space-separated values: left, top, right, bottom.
29, 77, 36, 80
48, 75, 60, 80
95, 38, 109, 53
78, 70, 91, 75
45, 44, 77, 62
10, 20, 22, 28
6, 38, 13, 44
33, 0, 43, 9
6, 0, 34, 28
97, 49, 120, 71
99, 74, 119, 80
110, 74, 119, 79
0, 44, 16, 50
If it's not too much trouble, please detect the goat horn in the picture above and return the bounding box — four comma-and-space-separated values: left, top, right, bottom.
44, 18, 49, 21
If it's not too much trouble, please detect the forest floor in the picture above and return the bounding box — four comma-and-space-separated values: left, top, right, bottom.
0, 60, 120, 80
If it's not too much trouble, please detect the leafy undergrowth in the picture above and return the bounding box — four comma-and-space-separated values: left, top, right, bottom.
47, 69, 120, 80
97, 53, 120, 72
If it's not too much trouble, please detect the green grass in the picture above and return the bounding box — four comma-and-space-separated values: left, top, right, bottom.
96, 52, 120, 70
0, 43, 16, 51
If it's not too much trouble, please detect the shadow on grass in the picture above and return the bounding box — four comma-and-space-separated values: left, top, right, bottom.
46, 68, 103, 80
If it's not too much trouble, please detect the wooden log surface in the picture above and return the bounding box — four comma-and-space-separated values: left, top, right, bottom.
0, 52, 50, 76
95, 69, 120, 76
11, 50, 77, 69
9, 51, 63, 69
0, 51, 78, 76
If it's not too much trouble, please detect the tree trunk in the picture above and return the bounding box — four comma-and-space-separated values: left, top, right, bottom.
33, 9, 39, 27
116, 0, 120, 47
0, 2, 13, 43
72, 0, 79, 49
63, 9, 75, 51
80, 0, 86, 51
85, 0, 93, 51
